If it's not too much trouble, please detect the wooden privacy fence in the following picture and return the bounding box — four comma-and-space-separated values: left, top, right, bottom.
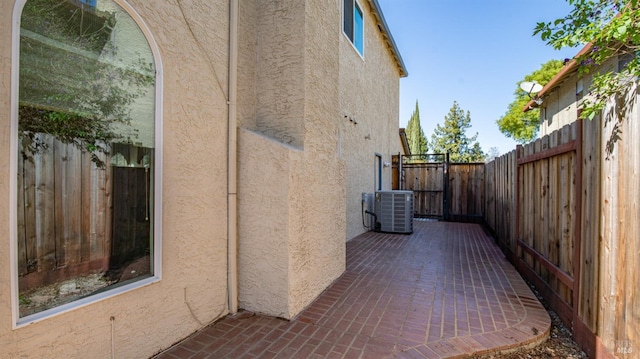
519, 122, 580, 332
483, 150, 516, 255
397, 116, 638, 357
17, 134, 152, 291
17, 134, 113, 290
394, 154, 484, 222
485, 117, 640, 358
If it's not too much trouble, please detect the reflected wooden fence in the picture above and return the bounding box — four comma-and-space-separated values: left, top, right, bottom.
17, 134, 113, 290
16, 135, 153, 292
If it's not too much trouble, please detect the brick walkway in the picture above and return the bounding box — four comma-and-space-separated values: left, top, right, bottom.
154, 220, 550, 358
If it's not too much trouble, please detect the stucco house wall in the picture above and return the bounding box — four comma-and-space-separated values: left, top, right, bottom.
340, 1, 403, 241
236, 0, 346, 318
1, 0, 405, 356
237, 0, 405, 317
1, 1, 231, 358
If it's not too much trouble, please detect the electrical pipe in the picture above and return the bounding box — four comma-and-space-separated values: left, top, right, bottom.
227, 0, 239, 314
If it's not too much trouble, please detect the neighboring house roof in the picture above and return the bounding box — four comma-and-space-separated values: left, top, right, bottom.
368, 0, 408, 78
399, 128, 411, 155
523, 43, 594, 112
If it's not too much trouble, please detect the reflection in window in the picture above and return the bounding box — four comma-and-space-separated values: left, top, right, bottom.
16, 0, 157, 318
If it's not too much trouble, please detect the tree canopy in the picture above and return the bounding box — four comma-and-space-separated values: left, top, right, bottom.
430, 101, 485, 163
496, 60, 564, 143
405, 101, 428, 155
534, 0, 640, 121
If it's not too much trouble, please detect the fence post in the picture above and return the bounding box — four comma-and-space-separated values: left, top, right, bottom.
399, 154, 404, 190
572, 119, 585, 345
513, 145, 522, 265
443, 153, 450, 221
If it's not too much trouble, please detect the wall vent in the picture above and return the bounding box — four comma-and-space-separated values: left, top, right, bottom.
374, 190, 413, 234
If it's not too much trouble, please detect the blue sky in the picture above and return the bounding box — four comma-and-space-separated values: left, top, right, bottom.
375, 0, 579, 155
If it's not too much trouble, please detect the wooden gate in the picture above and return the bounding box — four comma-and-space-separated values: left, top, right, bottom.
448, 163, 485, 223
399, 154, 447, 219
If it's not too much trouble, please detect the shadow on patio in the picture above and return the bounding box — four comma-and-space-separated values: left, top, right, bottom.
154, 220, 550, 358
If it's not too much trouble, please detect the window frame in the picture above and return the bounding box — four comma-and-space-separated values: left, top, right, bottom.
343, 0, 364, 56
10, 0, 164, 328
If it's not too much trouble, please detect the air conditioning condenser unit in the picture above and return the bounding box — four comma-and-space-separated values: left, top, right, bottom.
374, 190, 413, 234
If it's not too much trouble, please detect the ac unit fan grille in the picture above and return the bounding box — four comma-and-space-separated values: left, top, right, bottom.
375, 191, 413, 234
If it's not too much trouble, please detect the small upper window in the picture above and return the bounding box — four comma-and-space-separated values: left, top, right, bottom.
576, 78, 584, 100
343, 0, 364, 55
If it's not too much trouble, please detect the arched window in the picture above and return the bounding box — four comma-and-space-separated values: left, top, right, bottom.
12, 0, 162, 323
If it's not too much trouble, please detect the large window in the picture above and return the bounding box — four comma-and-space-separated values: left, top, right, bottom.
13, 0, 161, 323
343, 0, 364, 55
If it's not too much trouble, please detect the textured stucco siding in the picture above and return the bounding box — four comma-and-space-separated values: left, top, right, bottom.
237, 0, 258, 131
1, 1, 230, 358
238, 128, 296, 317
339, 1, 402, 241
2, 0, 403, 355
254, 0, 306, 148
237, 0, 346, 319
289, 0, 346, 317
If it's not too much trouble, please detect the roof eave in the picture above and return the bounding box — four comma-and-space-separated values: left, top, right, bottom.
523, 43, 593, 112
368, 0, 408, 78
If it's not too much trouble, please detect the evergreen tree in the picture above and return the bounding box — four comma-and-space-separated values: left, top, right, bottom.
430, 101, 486, 163
405, 101, 428, 155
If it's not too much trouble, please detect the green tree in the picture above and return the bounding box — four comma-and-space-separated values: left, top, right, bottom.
405, 101, 428, 155
497, 60, 564, 143
430, 101, 486, 163
534, 1, 640, 122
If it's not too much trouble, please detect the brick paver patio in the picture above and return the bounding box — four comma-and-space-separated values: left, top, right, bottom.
154, 220, 550, 358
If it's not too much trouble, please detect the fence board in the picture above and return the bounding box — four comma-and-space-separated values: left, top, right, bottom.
507, 150, 516, 256
81, 152, 92, 263
536, 136, 554, 282
547, 130, 560, 297
559, 126, 574, 304
90, 152, 110, 262
23, 143, 38, 274
35, 134, 56, 271
17, 142, 28, 276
